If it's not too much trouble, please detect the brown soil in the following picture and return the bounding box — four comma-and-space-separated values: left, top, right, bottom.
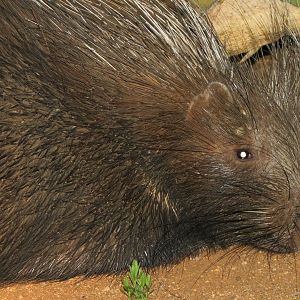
0, 249, 299, 300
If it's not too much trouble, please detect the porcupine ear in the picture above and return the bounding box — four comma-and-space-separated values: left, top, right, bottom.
186, 82, 233, 121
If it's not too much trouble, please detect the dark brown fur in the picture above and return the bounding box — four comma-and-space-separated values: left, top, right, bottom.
0, 0, 299, 283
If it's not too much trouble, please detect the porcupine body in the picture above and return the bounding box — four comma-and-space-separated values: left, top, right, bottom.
0, 0, 300, 283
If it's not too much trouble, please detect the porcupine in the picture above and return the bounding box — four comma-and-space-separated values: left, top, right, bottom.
0, 0, 300, 283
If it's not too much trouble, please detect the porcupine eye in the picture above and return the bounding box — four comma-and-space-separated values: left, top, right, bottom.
236, 149, 253, 160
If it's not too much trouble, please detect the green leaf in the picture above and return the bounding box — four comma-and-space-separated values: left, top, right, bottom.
130, 260, 139, 282
139, 273, 146, 287
121, 260, 153, 299
122, 277, 129, 288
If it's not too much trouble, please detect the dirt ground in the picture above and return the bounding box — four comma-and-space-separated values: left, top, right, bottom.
0, 249, 299, 300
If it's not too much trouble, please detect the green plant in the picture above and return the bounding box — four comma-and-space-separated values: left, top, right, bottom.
121, 260, 153, 300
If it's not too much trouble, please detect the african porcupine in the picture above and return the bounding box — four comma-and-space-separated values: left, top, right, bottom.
0, 0, 300, 283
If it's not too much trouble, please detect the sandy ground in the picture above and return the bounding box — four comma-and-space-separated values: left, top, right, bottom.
0, 249, 299, 300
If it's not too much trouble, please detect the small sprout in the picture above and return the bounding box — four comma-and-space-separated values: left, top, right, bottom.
121, 260, 153, 300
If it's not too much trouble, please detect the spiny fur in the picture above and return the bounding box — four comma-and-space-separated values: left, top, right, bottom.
0, 0, 300, 283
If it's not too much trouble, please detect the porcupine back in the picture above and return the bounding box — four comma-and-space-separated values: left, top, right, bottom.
0, 0, 300, 283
